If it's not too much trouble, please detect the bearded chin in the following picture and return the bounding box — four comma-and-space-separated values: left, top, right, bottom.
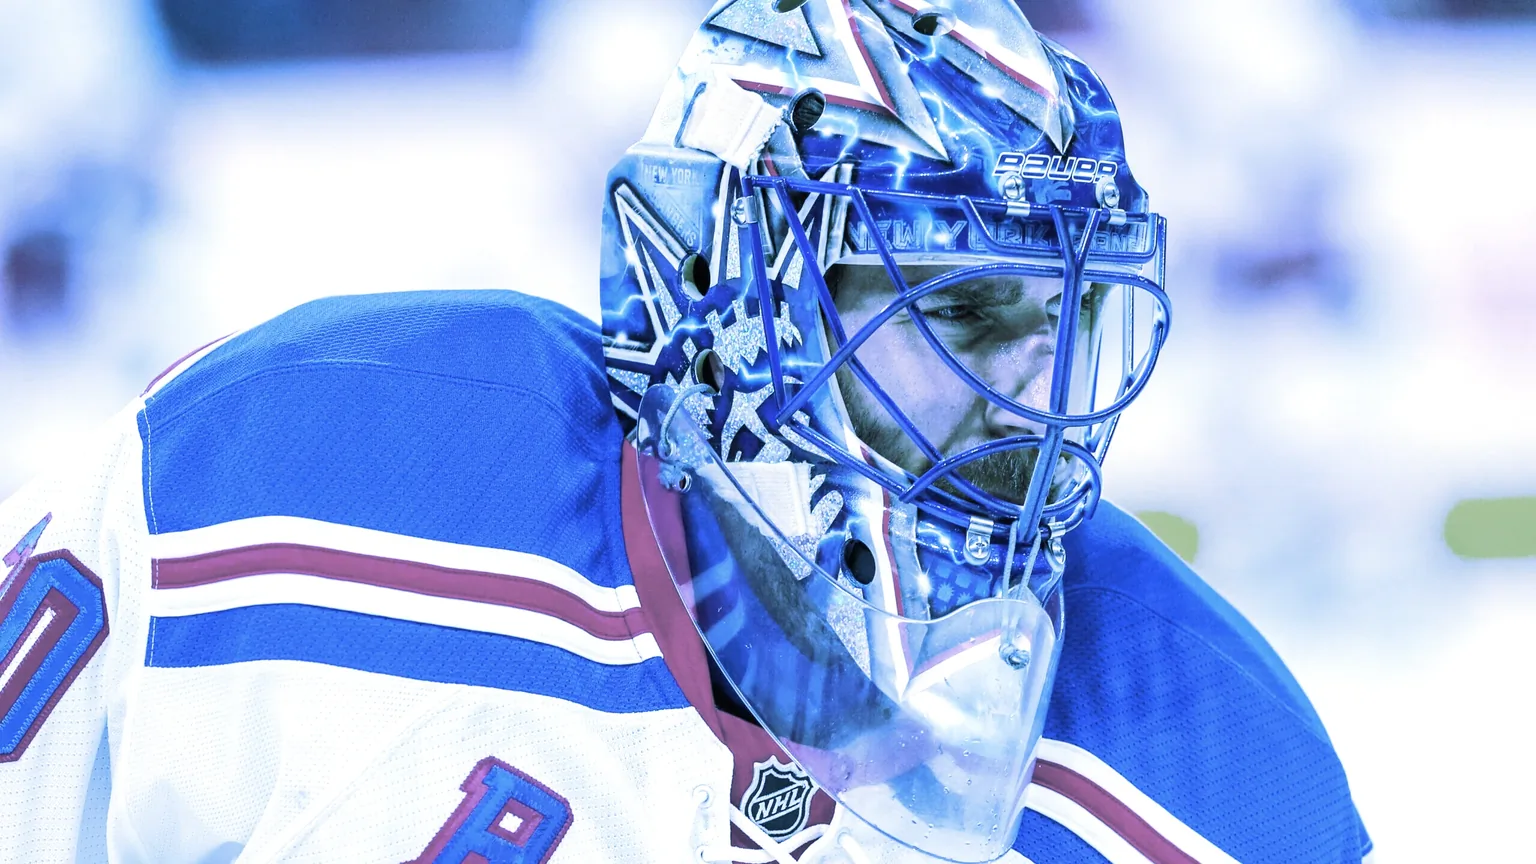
953, 449, 1041, 505
840, 382, 1046, 509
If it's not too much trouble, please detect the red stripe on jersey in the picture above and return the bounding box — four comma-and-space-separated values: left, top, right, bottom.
142, 334, 234, 396
1032, 759, 1201, 864
153, 545, 648, 642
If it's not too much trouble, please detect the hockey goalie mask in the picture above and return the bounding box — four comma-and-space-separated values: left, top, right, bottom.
601, 2, 1169, 860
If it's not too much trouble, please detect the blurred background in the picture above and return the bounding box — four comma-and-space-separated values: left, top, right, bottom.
1, 0, 1532, 857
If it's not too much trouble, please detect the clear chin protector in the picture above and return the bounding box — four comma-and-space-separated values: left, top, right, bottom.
636, 384, 1065, 863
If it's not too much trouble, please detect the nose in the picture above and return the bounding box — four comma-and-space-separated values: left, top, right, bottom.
983, 355, 1054, 439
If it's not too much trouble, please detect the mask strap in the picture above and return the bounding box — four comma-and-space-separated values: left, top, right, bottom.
657, 383, 717, 461
999, 510, 1043, 599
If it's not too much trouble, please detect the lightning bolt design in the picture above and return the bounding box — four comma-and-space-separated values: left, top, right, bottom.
710, 0, 948, 159
876, 0, 1072, 147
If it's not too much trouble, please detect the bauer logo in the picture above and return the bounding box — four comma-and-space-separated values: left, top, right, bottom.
742, 756, 816, 842
994, 152, 1118, 184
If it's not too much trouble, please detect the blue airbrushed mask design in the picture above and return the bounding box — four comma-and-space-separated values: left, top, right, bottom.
601, 2, 1171, 859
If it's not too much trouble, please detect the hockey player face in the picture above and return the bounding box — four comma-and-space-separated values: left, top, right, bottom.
828, 260, 1063, 505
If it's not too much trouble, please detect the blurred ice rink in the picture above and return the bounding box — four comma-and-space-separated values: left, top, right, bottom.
2, 0, 1533, 859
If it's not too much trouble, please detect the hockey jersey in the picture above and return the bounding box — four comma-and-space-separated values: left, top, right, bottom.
0, 290, 1372, 863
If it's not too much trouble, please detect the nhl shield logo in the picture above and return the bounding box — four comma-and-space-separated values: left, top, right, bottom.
742, 756, 816, 841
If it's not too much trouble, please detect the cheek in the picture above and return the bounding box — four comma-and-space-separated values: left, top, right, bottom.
860, 326, 973, 437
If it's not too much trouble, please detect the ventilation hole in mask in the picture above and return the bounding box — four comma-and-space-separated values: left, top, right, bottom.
693, 348, 726, 394
788, 89, 826, 133
843, 539, 877, 586
911, 9, 956, 38
680, 252, 710, 300
774, 0, 810, 12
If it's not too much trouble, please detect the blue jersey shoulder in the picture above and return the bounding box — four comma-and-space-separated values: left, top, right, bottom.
140, 291, 633, 588
1024, 502, 1369, 863
1062, 502, 1327, 731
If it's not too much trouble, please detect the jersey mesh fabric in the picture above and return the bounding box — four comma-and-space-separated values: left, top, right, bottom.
1017, 503, 1370, 864
0, 401, 151, 863
261, 693, 729, 862
138, 290, 633, 589
116, 290, 719, 860
114, 663, 454, 861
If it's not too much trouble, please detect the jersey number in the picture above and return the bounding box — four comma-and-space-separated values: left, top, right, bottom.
411, 757, 573, 864
0, 551, 109, 762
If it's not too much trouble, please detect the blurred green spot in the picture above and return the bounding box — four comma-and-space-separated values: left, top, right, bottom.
1444, 496, 1536, 560
1134, 511, 1200, 564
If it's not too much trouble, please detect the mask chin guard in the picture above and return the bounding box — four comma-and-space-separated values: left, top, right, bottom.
637, 382, 1066, 864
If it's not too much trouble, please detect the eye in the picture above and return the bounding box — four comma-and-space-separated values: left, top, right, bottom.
917, 303, 985, 325
1043, 295, 1063, 321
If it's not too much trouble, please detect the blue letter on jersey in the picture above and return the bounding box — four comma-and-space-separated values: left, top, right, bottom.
412, 757, 573, 864
0, 550, 109, 762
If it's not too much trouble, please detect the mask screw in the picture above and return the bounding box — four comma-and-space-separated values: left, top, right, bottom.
730, 197, 759, 225
1000, 641, 1032, 670
999, 171, 1027, 202
659, 463, 692, 492
964, 517, 995, 565
1095, 176, 1121, 209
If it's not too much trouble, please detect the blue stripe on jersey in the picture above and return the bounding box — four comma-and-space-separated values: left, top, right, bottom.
138, 291, 633, 589
145, 605, 687, 714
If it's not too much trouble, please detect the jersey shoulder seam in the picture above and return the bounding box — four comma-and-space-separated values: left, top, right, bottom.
145, 359, 585, 437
